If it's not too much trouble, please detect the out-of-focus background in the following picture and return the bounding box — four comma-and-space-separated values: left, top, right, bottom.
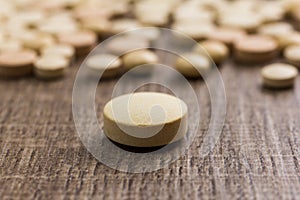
1, 0, 300, 199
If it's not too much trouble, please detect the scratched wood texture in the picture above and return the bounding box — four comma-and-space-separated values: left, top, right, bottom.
0, 55, 300, 200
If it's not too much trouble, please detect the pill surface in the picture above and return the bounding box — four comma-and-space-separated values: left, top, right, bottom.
103, 92, 188, 147
122, 50, 158, 73
284, 45, 300, 68
34, 55, 69, 79
175, 53, 211, 78
106, 36, 149, 55
58, 30, 97, 55
234, 35, 279, 63
0, 50, 37, 77
86, 54, 122, 79
41, 44, 75, 59
207, 27, 246, 46
194, 40, 229, 64
261, 63, 298, 88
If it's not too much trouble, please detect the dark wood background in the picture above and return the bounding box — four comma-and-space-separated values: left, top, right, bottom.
1, 55, 300, 199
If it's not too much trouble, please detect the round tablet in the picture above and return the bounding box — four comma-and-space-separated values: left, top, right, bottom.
207, 27, 246, 46
258, 22, 294, 49
234, 35, 279, 63
109, 19, 142, 35
34, 55, 69, 79
81, 18, 111, 36
126, 28, 160, 42
41, 44, 75, 59
261, 63, 298, 88
86, 54, 122, 79
194, 40, 229, 64
279, 32, 300, 48
172, 21, 215, 41
58, 31, 97, 55
122, 50, 158, 73
0, 50, 37, 77
219, 13, 262, 32
0, 40, 23, 52
258, 22, 293, 38
103, 92, 188, 147
284, 45, 300, 67
175, 53, 211, 78
106, 36, 149, 55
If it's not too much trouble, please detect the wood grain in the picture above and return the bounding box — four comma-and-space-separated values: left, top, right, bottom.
0, 57, 300, 199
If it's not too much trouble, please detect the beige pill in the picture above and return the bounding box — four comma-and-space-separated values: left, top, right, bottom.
258, 22, 294, 49
103, 92, 188, 147
126, 28, 160, 42
194, 40, 229, 64
219, 13, 262, 32
175, 53, 211, 78
81, 18, 111, 36
234, 35, 279, 63
58, 30, 97, 55
34, 55, 69, 79
284, 45, 300, 68
0, 50, 37, 77
41, 44, 75, 59
207, 27, 246, 47
258, 22, 294, 38
0, 39, 23, 52
20, 32, 55, 50
109, 19, 142, 35
106, 36, 149, 55
172, 21, 215, 41
279, 32, 300, 47
122, 50, 158, 73
257, 1, 286, 23
86, 54, 122, 79
261, 63, 298, 88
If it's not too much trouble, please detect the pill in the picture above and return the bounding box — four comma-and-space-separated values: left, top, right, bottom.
258, 22, 294, 49
122, 50, 158, 73
125, 28, 160, 42
219, 13, 262, 32
172, 21, 215, 41
103, 92, 188, 147
207, 27, 246, 47
261, 63, 298, 88
86, 54, 122, 79
0, 50, 37, 77
257, 1, 286, 23
109, 19, 142, 35
58, 30, 97, 55
175, 53, 211, 78
81, 18, 111, 37
194, 40, 229, 64
234, 35, 279, 63
173, 5, 215, 23
134, 0, 173, 26
106, 35, 149, 55
279, 32, 300, 47
34, 55, 69, 79
20, 31, 55, 50
41, 44, 75, 59
0, 39, 23, 52
284, 45, 300, 68
258, 22, 293, 38
74, 5, 112, 21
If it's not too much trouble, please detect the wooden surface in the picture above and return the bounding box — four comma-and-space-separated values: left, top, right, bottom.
1, 57, 300, 200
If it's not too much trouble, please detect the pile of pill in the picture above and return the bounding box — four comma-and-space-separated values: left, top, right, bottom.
0, 0, 299, 86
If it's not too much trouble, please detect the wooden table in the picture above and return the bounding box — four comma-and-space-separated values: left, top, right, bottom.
1, 56, 300, 199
